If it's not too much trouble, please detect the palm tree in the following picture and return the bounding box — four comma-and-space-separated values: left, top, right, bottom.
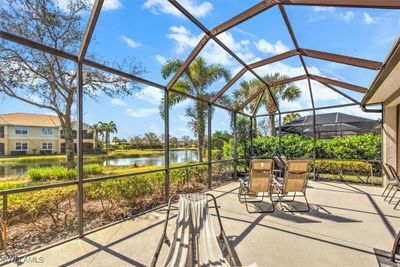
160, 57, 230, 162
99, 121, 118, 152
144, 132, 159, 149
283, 112, 300, 124
239, 73, 301, 136
89, 122, 101, 152
233, 79, 262, 136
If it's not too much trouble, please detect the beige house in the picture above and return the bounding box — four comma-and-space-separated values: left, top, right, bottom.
0, 113, 95, 156
362, 38, 400, 185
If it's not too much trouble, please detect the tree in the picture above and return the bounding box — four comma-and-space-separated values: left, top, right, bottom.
88, 122, 101, 152
144, 132, 159, 149
233, 79, 261, 136
283, 112, 301, 124
180, 135, 192, 148
160, 57, 230, 162
211, 131, 232, 151
129, 135, 144, 149
0, 0, 144, 168
99, 121, 117, 152
169, 136, 179, 148
260, 73, 301, 136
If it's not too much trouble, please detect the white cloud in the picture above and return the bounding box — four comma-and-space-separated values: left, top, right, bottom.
102, 0, 122, 10
166, 26, 253, 67
179, 115, 190, 122
167, 26, 202, 54
312, 7, 336, 13
126, 108, 159, 118
337, 11, 355, 23
121, 36, 141, 48
143, 0, 212, 18
363, 12, 377, 24
155, 55, 167, 65
254, 39, 289, 55
56, 0, 122, 11
135, 86, 163, 105
110, 98, 127, 106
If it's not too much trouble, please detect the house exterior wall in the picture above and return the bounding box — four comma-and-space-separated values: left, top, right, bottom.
0, 123, 95, 156
382, 105, 398, 187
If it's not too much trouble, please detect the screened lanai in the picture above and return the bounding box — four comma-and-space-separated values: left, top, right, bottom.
0, 0, 400, 265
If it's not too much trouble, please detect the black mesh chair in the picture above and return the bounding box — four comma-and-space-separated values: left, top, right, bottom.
382, 163, 398, 199
386, 164, 400, 209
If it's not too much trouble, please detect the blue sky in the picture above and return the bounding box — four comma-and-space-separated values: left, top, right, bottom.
1, 0, 399, 138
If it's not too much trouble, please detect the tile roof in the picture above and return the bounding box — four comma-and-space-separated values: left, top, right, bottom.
0, 113, 61, 127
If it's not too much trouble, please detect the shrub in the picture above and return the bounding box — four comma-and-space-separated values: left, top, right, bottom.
27, 165, 104, 182
223, 133, 381, 160
28, 167, 76, 182
83, 164, 104, 176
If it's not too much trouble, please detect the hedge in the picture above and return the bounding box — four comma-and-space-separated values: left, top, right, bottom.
223, 134, 381, 160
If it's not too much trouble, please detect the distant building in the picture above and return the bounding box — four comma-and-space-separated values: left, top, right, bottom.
0, 113, 95, 156
278, 112, 381, 139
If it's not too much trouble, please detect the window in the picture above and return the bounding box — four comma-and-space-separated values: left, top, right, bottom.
42, 128, 53, 135
0, 126, 4, 138
15, 142, 28, 151
42, 142, 53, 150
15, 127, 28, 135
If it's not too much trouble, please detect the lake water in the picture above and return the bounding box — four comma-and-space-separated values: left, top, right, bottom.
0, 150, 198, 178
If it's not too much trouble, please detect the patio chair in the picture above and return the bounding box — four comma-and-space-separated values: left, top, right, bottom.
151, 193, 239, 267
273, 160, 311, 212
273, 156, 285, 178
279, 155, 288, 167
381, 163, 400, 199
385, 164, 400, 208
238, 159, 275, 213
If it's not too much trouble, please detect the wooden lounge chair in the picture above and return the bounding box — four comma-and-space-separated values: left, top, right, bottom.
238, 159, 275, 213
151, 193, 239, 267
273, 160, 311, 212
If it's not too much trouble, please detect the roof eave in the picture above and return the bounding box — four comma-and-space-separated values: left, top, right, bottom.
362, 37, 400, 105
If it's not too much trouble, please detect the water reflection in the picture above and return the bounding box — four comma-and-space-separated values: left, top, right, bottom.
0, 150, 198, 178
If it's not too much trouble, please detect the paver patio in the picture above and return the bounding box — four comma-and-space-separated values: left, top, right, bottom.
7, 181, 400, 267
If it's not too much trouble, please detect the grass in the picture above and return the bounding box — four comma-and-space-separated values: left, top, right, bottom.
0, 161, 201, 191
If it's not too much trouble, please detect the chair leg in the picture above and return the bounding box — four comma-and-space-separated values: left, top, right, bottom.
390, 189, 399, 204
385, 185, 394, 201
382, 184, 390, 197
244, 192, 275, 213
278, 192, 310, 213
395, 199, 400, 210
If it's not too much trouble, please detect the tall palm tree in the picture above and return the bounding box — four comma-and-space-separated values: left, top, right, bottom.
100, 121, 118, 152
261, 73, 301, 136
237, 72, 301, 136
233, 79, 262, 136
160, 57, 231, 162
89, 122, 101, 152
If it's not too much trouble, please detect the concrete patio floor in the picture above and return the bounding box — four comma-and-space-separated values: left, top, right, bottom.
7, 181, 400, 267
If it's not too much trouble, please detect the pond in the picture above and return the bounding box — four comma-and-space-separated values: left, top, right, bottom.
0, 150, 198, 179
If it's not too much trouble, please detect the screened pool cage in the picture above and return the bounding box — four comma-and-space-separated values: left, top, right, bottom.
0, 0, 398, 239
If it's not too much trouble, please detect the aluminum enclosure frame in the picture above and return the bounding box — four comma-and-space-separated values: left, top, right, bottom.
0, 0, 397, 246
